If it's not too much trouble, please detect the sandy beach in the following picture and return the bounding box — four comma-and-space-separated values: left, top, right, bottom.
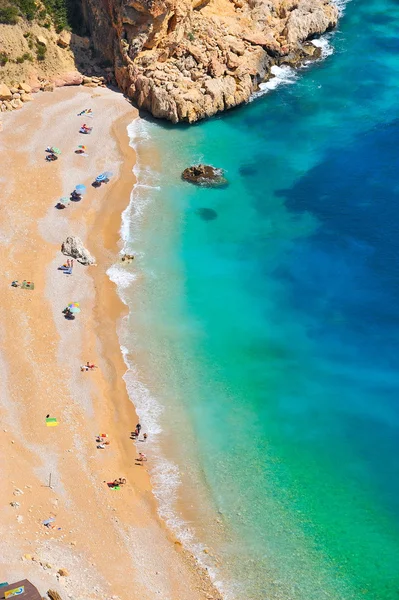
0, 87, 221, 600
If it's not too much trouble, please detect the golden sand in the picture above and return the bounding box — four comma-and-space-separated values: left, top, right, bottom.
0, 87, 221, 600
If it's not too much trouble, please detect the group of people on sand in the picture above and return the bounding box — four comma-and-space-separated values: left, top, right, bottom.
81, 361, 98, 372
121, 254, 134, 263
132, 422, 147, 442
80, 123, 92, 134
59, 259, 74, 274
44, 106, 149, 494
96, 433, 110, 449
110, 478, 126, 488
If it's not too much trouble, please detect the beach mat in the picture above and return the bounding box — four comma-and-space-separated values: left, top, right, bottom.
46, 417, 58, 427
21, 281, 34, 290
107, 483, 120, 490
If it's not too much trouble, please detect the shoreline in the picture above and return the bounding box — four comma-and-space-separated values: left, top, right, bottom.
0, 86, 222, 600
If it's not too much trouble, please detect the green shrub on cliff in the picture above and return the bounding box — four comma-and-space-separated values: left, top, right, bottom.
16, 0, 36, 20
42, 0, 68, 31
0, 51, 9, 65
0, 4, 19, 24
0, 0, 78, 30
36, 41, 47, 61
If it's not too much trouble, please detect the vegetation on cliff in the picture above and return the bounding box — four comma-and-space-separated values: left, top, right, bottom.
0, 0, 80, 32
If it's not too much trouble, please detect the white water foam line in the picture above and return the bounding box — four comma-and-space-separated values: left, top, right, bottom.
251, 64, 298, 101
107, 117, 255, 600
251, 0, 352, 103
334, 0, 351, 16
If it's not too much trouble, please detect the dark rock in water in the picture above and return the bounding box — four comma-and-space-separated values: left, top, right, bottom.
182, 164, 227, 187
239, 163, 258, 177
196, 208, 218, 221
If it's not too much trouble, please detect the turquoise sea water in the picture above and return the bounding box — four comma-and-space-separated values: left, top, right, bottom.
112, 1, 399, 598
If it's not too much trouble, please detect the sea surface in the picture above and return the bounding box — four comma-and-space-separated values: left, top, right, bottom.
109, 0, 399, 598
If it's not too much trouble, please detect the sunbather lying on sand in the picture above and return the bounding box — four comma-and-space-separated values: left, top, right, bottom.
81, 361, 97, 371
96, 436, 110, 444
112, 478, 126, 486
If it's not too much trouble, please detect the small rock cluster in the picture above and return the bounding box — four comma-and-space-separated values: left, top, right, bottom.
182, 164, 227, 187
0, 82, 33, 112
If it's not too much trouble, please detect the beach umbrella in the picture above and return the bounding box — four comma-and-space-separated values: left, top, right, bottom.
52, 147, 61, 155
75, 184, 86, 195
78, 145, 86, 150
68, 302, 80, 308
59, 197, 70, 205
69, 306, 81, 314
96, 173, 108, 182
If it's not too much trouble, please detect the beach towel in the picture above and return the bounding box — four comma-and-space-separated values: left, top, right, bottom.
46, 417, 58, 427
107, 482, 120, 490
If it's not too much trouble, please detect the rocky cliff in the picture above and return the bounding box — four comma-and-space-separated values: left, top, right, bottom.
0, 0, 338, 121
83, 0, 338, 122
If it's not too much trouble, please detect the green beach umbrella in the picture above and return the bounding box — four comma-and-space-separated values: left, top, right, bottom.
69, 306, 80, 314
52, 147, 61, 155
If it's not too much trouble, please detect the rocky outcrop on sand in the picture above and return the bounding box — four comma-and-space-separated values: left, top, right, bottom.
83, 0, 338, 123
182, 164, 227, 187
61, 236, 96, 265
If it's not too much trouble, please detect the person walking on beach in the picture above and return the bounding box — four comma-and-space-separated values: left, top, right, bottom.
143, 433, 147, 442
136, 423, 141, 434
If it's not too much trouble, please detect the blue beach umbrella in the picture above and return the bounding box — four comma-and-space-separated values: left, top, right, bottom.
96, 173, 107, 182
75, 184, 86, 195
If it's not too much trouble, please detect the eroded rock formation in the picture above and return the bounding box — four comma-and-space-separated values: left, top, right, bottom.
82, 0, 338, 122
182, 164, 227, 186
61, 236, 96, 265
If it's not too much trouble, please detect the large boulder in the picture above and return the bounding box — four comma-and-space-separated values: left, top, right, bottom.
57, 30, 72, 48
61, 236, 96, 265
0, 84, 12, 101
182, 164, 227, 187
19, 82, 31, 93
53, 72, 84, 87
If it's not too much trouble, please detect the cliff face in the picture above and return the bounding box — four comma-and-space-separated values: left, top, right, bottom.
83, 0, 338, 123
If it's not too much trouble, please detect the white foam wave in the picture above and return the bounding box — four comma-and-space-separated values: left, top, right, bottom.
333, 0, 351, 17
120, 345, 164, 436
252, 65, 298, 101
311, 37, 334, 58
250, 0, 351, 103
109, 117, 240, 600
107, 264, 136, 290
127, 117, 152, 146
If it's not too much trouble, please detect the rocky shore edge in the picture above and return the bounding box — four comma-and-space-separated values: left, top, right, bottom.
83, 0, 339, 123
0, 73, 108, 114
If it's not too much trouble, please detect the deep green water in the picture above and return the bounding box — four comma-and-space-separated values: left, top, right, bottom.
114, 1, 399, 597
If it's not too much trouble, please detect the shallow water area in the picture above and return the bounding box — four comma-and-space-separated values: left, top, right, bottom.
113, 1, 399, 598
